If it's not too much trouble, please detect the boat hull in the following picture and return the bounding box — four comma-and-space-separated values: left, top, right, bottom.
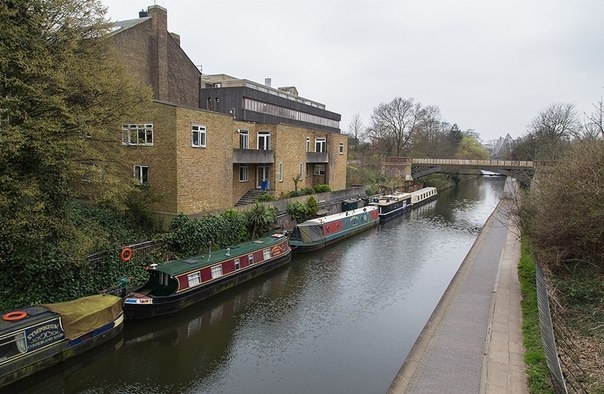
0, 296, 124, 389
123, 252, 292, 320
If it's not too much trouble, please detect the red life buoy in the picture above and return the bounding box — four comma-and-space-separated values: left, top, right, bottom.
120, 247, 133, 262
2, 311, 28, 322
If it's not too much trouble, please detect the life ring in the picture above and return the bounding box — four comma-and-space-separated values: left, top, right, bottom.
120, 247, 133, 262
2, 311, 28, 322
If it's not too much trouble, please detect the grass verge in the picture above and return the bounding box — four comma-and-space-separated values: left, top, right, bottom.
518, 238, 554, 393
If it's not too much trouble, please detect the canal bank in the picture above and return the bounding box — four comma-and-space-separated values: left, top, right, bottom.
388, 178, 528, 393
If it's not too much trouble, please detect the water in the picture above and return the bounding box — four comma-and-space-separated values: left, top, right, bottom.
10, 177, 505, 394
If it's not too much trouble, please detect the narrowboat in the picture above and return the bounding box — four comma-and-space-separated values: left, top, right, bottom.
123, 233, 292, 320
289, 205, 380, 253
0, 294, 124, 388
369, 192, 412, 222
410, 187, 438, 207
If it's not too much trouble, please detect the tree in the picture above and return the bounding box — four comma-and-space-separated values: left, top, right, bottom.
583, 98, 604, 139
368, 97, 423, 156
0, 0, 152, 304
454, 135, 489, 160
347, 113, 364, 151
528, 103, 581, 159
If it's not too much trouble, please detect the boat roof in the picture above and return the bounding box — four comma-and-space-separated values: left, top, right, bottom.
155, 234, 287, 276
296, 206, 378, 227
0, 306, 56, 336
410, 187, 437, 196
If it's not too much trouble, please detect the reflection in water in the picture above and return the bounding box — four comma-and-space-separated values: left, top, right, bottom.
9, 177, 505, 394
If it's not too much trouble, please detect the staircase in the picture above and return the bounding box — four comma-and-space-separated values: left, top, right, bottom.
235, 189, 270, 206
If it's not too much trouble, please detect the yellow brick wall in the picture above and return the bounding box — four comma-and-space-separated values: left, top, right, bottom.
121, 102, 347, 225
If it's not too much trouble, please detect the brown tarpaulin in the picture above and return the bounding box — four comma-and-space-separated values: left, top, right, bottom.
43, 294, 122, 339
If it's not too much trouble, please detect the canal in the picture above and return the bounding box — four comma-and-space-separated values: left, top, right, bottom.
13, 176, 506, 394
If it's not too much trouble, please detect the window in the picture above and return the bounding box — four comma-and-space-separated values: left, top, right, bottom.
258, 131, 270, 150
314, 164, 326, 176
188, 272, 201, 287
239, 129, 249, 149
0, 332, 27, 360
339, 142, 344, 154
159, 272, 170, 286
263, 249, 271, 260
315, 138, 326, 153
192, 125, 206, 147
133, 165, 149, 184
306, 137, 310, 152
122, 124, 153, 146
207, 97, 213, 110
239, 165, 249, 182
298, 162, 303, 178
248, 254, 254, 265
215, 97, 220, 111
306, 164, 310, 177
234, 258, 240, 270
278, 162, 284, 182
211, 265, 223, 279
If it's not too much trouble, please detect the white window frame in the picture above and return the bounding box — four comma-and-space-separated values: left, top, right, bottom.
339, 142, 344, 154
314, 164, 326, 176
122, 123, 153, 146
188, 272, 201, 287
298, 162, 303, 178
239, 165, 249, 182
234, 258, 241, 270
239, 129, 249, 149
263, 249, 271, 260
315, 137, 326, 153
133, 165, 149, 184
192, 125, 206, 147
248, 254, 254, 265
306, 137, 310, 152
211, 265, 223, 279
278, 161, 284, 182
258, 131, 270, 150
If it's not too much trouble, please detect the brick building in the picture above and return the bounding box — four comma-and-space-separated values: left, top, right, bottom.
110, 5, 346, 227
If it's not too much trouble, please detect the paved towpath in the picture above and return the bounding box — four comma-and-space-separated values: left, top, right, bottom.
388, 180, 528, 393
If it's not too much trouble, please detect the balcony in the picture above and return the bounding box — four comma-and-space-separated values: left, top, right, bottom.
306, 151, 329, 163
233, 149, 275, 164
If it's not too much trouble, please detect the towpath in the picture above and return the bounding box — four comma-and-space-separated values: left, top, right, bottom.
388, 179, 528, 393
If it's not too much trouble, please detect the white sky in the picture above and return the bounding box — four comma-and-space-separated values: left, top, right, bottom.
101, 0, 604, 142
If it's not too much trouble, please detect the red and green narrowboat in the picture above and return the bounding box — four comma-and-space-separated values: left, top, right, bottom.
289, 206, 379, 253
123, 233, 291, 320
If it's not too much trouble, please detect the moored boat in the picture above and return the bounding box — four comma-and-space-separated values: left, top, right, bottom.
289, 205, 379, 253
410, 187, 438, 207
369, 192, 412, 222
123, 233, 291, 320
0, 294, 124, 388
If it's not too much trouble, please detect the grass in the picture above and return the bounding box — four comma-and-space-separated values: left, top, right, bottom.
518, 238, 554, 394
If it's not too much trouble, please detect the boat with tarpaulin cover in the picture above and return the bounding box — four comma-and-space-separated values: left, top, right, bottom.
289, 205, 379, 253
0, 294, 124, 388
123, 233, 292, 320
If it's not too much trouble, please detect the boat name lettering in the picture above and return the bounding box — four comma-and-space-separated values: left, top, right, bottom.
25, 321, 64, 350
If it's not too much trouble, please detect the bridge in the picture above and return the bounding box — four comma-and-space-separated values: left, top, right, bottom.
382, 158, 548, 184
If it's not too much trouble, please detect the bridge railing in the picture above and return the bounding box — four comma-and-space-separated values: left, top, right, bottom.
412, 158, 535, 168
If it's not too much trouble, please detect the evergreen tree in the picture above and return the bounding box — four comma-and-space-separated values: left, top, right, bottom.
0, 0, 151, 304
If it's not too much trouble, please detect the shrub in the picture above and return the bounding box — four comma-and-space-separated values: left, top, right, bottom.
287, 201, 309, 223
313, 184, 331, 193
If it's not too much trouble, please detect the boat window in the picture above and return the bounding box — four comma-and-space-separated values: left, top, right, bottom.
234, 258, 240, 270
263, 249, 271, 260
159, 272, 170, 286
188, 272, 201, 287
211, 265, 223, 279
248, 254, 254, 265
0, 332, 27, 361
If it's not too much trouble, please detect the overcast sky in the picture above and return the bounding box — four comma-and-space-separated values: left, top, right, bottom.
101, 0, 604, 142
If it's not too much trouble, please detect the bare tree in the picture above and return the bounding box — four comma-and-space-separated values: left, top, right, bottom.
347, 113, 364, 151
528, 103, 581, 160
583, 99, 604, 139
368, 97, 423, 156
